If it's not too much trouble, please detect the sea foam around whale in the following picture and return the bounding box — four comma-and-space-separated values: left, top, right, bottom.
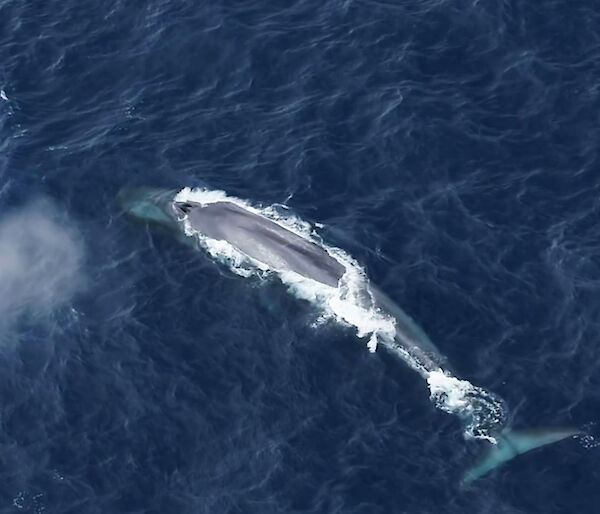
174, 187, 505, 441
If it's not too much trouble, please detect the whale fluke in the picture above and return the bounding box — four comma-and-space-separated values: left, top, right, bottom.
462, 428, 580, 484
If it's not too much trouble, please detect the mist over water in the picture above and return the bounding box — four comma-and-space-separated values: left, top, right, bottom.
0, 202, 84, 330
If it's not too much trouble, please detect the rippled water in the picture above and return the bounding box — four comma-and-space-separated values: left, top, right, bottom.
1, 1, 599, 512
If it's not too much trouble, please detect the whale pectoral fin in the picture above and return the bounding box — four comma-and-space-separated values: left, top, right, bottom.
462, 428, 580, 484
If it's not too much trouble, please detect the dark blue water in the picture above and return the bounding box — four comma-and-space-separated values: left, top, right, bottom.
1, 1, 599, 512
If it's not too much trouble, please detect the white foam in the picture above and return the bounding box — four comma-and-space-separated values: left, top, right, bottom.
575, 423, 600, 449
427, 370, 504, 442
175, 187, 397, 352
428, 370, 473, 411
175, 187, 505, 440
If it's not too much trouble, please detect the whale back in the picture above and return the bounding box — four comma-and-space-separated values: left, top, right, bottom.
186, 201, 346, 288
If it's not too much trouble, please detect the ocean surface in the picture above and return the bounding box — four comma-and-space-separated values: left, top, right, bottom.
1, 1, 599, 512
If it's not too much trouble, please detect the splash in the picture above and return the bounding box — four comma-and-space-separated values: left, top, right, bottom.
174, 187, 505, 440
575, 433, 600, 449
575, 422, 600, 449
12, 491, 45, 513
427, 370, 505, 442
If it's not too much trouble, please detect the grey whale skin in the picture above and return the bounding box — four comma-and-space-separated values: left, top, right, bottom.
177, 200, 346, 288
119, 187, 580, 483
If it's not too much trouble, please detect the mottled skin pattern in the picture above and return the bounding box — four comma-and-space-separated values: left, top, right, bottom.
175, 201, 346, 288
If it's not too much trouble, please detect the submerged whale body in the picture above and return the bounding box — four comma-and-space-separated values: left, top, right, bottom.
119, 186, 580, 483
462, 428, 580, 484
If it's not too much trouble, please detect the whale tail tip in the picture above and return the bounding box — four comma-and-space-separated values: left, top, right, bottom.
462, 427, 581, 485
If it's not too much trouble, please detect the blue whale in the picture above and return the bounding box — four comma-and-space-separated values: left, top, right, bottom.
118, 187, 580, 483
